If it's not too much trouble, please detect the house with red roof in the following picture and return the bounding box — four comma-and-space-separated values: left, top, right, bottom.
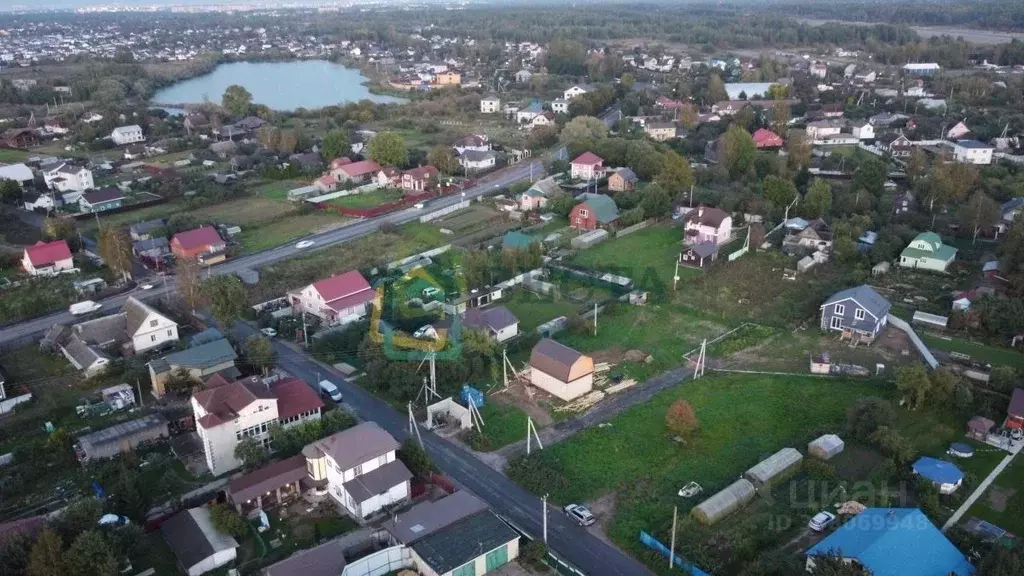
752, 128, 784, 149
191, 375, 323, 475
313, 172, 338, 193
655, 95, 685, 110
171, 226, 226, 263
329, 159, 382, 184
22, 240, 74, 276
402, 166, 439, 193
376, 167, 401, 188
288, 270, 377, 326
570, 152, 604, 180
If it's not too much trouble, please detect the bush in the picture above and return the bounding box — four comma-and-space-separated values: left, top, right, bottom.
665, 399, 699, 440
506, 455, 569, 497
209, 503, 249, 538
804, 458, 837, 482
463, 429, 493, 451
869, 426, 916, 463
520, 540, 548, 568
397, 438, 434, 478
846, 397, 895, 440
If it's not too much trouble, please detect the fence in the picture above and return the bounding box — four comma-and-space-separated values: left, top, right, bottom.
638, 530, 711, 576
70, 194, 166, 220
304, 181, 381, 204
387, 244, 452, 270
887, 314, 939, 369
317, 191, 434, 218
420, 199, 470, 222
615, 218, 652, 238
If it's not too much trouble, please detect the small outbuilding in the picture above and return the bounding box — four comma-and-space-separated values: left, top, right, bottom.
744, 447, 803, 488
808, 434, 845, 461
966, 416, 995, 441
948, 443, 975, 458
161, 506, 239, 576
691, 479, 756, 526
528, 339, 595, 401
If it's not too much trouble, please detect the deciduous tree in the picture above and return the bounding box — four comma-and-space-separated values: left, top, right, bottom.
175, 257, 203, 312
202, 275, 249, 327
896, 364, 932, 410
655, 150, 694, 200
770, 100, 790, 136
665, 399, 699, 440
763, 175, 798, 216
708, 73, 728, 103
562, 116, 607, 143
367, 131, 408, 167
209, 503, 250, 537
427, 146, 459, 176
221, 84, 252, 118
786, 130, 811, 169
28, 529, 65, 576
233, 438, 269, 471
959, 191, 1000, 245
640, 184, 671, 219
677, 104, 699, 129
97, 226, 133, 282
66, 530, 117, 576
847, 396, 895, 440
0, 179, 21, 205
722, 125, 757, 178
244, 335, 275, 374
803, 178, 833, 219
321, 130, 349, 161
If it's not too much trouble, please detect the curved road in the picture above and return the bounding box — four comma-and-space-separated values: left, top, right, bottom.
0, 159, 543, 346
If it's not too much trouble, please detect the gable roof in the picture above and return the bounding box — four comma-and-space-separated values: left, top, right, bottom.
161, 507, 238, 571
228, 455, 308, 506
129, 218, 166, 235
383, 491, 489, 544
404, 165, 439, 181
752, 128, 782, 145
576, 193, 619, 223
263, 537, 347, 576
686, 206, 730, 228
1009, 388, 1024, 417
459, 149, 495, 162
913, 457, 964, 485
463, 305, 519, 334
172, 226, 223, 251
612, 167, 638, 182
821, 285, 891, 319
903, 232, 957, 262
157, 338, 237, 372
571, 152, 603, 166
270, 377, 324, 420
342, 459, 413, 502
133, 237, 169, 253
308, 270, 375, 312
338, 159, 382, 177
410, 511, 518, 575
530, 338, 587, 381
123, 296, 170, 336
24, 240, 72, 267
807, 508, 974, 576
194, 376, 274, 428
308, 421, 399, 472
81, 187, 124, 205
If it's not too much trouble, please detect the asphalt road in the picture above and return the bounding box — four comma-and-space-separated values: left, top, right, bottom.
239, 323, 654, 576
0, 160, 542, 346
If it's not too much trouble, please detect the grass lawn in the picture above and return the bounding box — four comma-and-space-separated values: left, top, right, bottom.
922, 334, 1024, 370
470, 402, 530, 451
0, 274, 81, 325
965, 455, 1024, 537
86, 200, 183, 230
237, 211, 349, 253
193, 196, 295, 227
0, 148, 30, 162
253, 179, 308, 200
328, 188, 406, 210
569, 225, 699, 295
503, 290, 580, 332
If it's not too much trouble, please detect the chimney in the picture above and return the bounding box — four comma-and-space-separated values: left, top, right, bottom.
697, 206, 704, 219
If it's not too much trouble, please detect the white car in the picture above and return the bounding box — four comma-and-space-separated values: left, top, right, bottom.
139, 284, 154, 290
413, 203, 425, 210
260, 328, 278, 337
1012, 428, 1023, 442
564, 504, 596, 526
808, 511, 836, 532
295, 240, 315, 249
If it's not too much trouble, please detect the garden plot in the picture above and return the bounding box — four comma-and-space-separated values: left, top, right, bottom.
327, 187, 406, 210
433, 203, 507, 237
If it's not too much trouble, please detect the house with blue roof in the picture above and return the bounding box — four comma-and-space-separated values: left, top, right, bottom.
806, 508, 974, 575
819, 285, 891, 342
912, 456, 964, 494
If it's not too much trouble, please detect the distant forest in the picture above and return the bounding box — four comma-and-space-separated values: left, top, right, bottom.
749, 1, 1024, 32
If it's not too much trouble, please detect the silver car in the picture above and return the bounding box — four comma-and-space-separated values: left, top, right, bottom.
564, 504, 596, 526
808, 511, 836, 532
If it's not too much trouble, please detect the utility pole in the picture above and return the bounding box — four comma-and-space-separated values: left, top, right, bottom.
689, 183, 694, 207
542, 494, 549, 543
408, 402, 423, 447
674, 259, 680, 291
669, 505, 678, 569
526, 416, 543, 455
135, 378, 144, 408
593, 302, 598, 336
301, 312, 308, 347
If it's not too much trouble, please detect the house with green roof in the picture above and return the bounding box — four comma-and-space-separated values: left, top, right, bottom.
570, 193, 619, 231
502, 231, 538, 251
899, 232, 957, 273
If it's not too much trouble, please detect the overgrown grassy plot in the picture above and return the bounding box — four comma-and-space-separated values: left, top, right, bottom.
569, 225, 701, 294
327, 187, 406, 209
463, 402, 531, 451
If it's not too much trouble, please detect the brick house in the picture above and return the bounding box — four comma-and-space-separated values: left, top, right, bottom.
570, 193, 619, 231
608, 168, 638, 192
171, 226, 226, 263
402, 166, 439, 193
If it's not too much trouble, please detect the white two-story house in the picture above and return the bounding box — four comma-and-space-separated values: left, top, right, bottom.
303, 422, 412, 519
42, 162, 94, 195
684, 206, 733, 246
111, 125, 145, 146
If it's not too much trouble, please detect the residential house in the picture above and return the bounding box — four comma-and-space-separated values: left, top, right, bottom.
184, 113, 211, 133
529, 339, 595, 401
288, 270, 377, 326
217, 116, 264, 140
784, 218, 833, 253
227, 455, 308, 516
819, 285, 891, 341
22, 192, 58, 212
161, 507, 239, 576
0, 163, 34, 187
1006, 388, 1024, 430
805, 508, 974, 576
531, 111, 556, 129
912, 457, 964, 494
997, 197, 1024, 235
851, 121, 875, 140
304, 422, 412, 519
331, 159, 383, 184
123, 144, 147, 161
79, 187, 124, 213
514, 69, 533, 83
806, 120, 844, 139
655, 95, 685, 110
893, 191, 916, 215
452, 134, 489, 155
111, 125, 145, 146
458, 150, 496, 172
480, 95, 500, 114
435, 71, 461, 86
376, 167, 401, 188
870, 112, 910, 126
43, 162, 94, 194
854, 70, 877, 83
900, 232, 957, 273
171, 226, 226, 264
208, 140, 237, 159
382, 492, 520, 576
952, 140, 994, 165
402, 166, 439, 193
193, 375, 323, 476
570, 152, 604, 180
516, 100, 544, 124
608, 167, 638, 192
312, 173, 338, 193
129, 218, 166, 241
148, 338, 239, 397
22, 240, 74, 276
133, 237, 169, 259
519, 178, 560, 211
903, 63, 941, 76
551, 99, 569, 114
752, 128, 783, 149
878, 133, 914, 158
684, 206, 733, 246
563, 84, 592, 100
462, 305, 519, 343
809, 62, 828, 78
645, 121, 677, 142
570, 193, 619, 231
1, 128, 38, 148
947, 121, 971, 140
679, 242, 719, 268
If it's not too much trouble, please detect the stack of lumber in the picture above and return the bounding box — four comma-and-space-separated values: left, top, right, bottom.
554, 390, 605, 413
605, 379, 637, 394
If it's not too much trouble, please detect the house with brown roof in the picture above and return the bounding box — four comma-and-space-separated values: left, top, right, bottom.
192, 375, 323, 476
22, 239, 74, 276
303, 421, 412, 519
402, 166, 439, 193
287, 270, 377, 326
608, 167, 638, 192
684, 206, 733, 246
375, 167, 401, 188
228, 455, 308, 515
171, 226, 226, 264
529, 338, 594, 401
462, 305, 519, 343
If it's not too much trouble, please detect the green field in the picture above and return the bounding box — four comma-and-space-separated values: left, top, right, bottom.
0, 148, 30, 162
570, 225, 700, 293
237, 212, 350, 253
922, 334, 1024, 370
468, 402, 530, 451
503, 290, 581, 332
193, 196, 295, 227
253, 179, 308, 200
965, 455, 1024, 537
327, 188, 406, 210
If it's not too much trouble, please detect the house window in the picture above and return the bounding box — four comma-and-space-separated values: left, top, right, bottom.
834, 304, 845, 316
855, 309, 865, 321
378, 455, 388, 467
353, 464, 362, 476
167, 329, 173, 336
830, 316, 843, 330
150, 335, 156, 342
150, 320, 158, 327
579, 209, 589, 218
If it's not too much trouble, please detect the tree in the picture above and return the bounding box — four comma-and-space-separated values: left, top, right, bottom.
870, 426, 916, 462
277, 129, 299, 155
367, 131, 407, 167
256, 125, 280, 149
847, 397, 895, 440
770, 100, 790, 136
852, 157, 887, 198
896, 364, 932, 410
398, 438, 434, 478
562, 116, 607, 143
209, 503, 250, 538
640, 184, 671, 219
97, 227, 132, 282
906, 147, 928, 184
233, 437, 269, 470
619, 73, 635, 91
928, 160, 978, 227
175, 257, 203, 312
722, 125, 757, 178
321, 130, 349, 161
221, 85, 252, 118
976, 546, 1024, 575
708, 73, 728, 103
678, 104, 699, 129
665, 399, 699, 440
763, 175, 797, 217
67, 531, 117, 576
0, 179, 21, 205
807, 551, 871, 575
28, 529, 65, 576
655, 150, 694, 200
960, 191, 1000, 245
108, 469, 150, 523
803, 178, 833, 219
520, 540, 548, 569
427, 145, 459, 176
786, 130, 811, 169
202, 275, 249, 327
0, 531, 30, 576
244, 335, 275, 374
548, 194, 575, 218
43, 215, 75, 242
989, 366, 1019, 394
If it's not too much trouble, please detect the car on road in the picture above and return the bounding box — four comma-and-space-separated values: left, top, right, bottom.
564, 504, 596, 526
260, 328, 277, 337
295, 240, 315, 249
139, 283, 154, 290
318, 379, 343, 403
808, 511, 836, 532
413, 203, 425, 210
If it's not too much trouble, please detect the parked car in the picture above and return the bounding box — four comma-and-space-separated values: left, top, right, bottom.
564, 504, 596, 526
808, 511, 836, 532
1011, 428, 1023, 442
260, 327, 277, 337
295, 240, 315, 249
318, 379, 343, 403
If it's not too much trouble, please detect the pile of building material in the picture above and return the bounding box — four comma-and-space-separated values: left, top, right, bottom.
605, 379, 637, 394
554, 390, 605, 413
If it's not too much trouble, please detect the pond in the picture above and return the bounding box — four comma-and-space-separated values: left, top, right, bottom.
151, 60, 406, 111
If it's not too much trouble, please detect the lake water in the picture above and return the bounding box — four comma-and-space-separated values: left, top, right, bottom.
152, 60, 406, 111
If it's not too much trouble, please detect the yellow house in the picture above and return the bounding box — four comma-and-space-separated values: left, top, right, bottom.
435, 71, 461, 86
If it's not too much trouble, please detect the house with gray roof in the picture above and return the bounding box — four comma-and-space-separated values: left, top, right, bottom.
161, 506, 238, 576
133, 236, 170, 259
129, 218, 166, 241
149, 338, 237, 398
820, 285, 892, 341
462, 305, 519, 343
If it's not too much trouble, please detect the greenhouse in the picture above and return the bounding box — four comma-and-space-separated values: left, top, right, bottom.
808, 434, 845, 461
691, 478, 756, 526
744, 447, 803, 487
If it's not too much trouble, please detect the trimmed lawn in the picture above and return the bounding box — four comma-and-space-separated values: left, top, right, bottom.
253, 179, 308, 200
237, 212, 349, 253
472, 402, 530, 451
85, 201, 182, 230
0, 148, 30, 162
328, 188, 405, 210
922, 334, 1024, 370
570, 225, 699, 294
503, 290, 580, 332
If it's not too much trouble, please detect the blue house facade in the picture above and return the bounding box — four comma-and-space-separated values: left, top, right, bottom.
819, 285, 892, 341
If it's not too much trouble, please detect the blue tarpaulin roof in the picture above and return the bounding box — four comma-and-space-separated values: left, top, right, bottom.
913, 457, 964, 485
807, 508, 974, 576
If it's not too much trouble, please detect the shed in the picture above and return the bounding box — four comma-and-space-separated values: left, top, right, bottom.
528, 339, 595, 401
872, 261, 890, 276
161, 507, 239, 576
691, 479, 756, 526
76, 413, 169, 462
966, 416, 995, 441
808, 434, 845, 461
744, 447, 803, 487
